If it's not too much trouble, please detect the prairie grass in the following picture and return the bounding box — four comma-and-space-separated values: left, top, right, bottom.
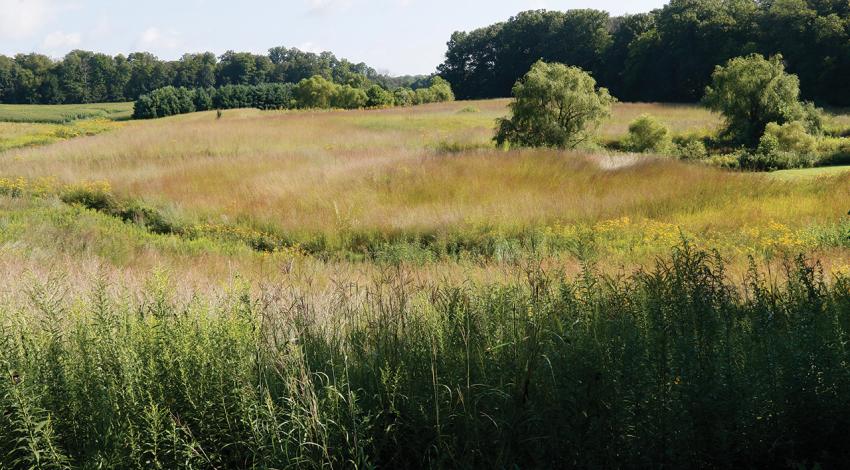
0, 101, 848, 268
2, 244, 850, 468
0, 101, 849, 468
0, 120, 123, 152
0, 102, 133, 123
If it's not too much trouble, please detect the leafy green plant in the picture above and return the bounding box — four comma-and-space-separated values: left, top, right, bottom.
495, 61, 615, 149
622, 114, 671, 153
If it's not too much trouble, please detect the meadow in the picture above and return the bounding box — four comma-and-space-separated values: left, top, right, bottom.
0, 102, 133, 124
0, 101, 847, 274
1, 100, 849, 468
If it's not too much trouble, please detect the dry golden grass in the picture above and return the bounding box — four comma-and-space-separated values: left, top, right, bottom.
0, 100, 847, 281
0, 101, 841, 232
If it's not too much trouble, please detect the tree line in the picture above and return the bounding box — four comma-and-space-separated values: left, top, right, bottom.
438, 0, 850, 106
132, 76, 455, 119
0, 48, 427, 105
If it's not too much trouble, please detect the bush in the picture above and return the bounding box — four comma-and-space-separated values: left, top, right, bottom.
193, 87, 214, 111
332, 84, 368, 109
738, 121, 818, 171
674, 135, 709, 160
252, 83, 294, 110
293, 75, 338, 109
366, 85, 394, 108
427, 76, 455, 102
622, 114, 671, 153
495, 61, 615, 149
393, 88, 415, 106
763, 121, 817, 156
214, 84, 253, 109
704, 54, 819, 146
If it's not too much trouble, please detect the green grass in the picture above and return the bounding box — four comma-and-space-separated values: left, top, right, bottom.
0, 120, 123, 153
2, 244, 849, 468
770, 165, 850, 180
0, 101, 849, 467
0, 102, 133, 123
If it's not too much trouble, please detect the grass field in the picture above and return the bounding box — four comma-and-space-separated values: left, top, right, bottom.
1, 100, 850, 468
0, 101, 847, 273
771, 164, 850, 179
0, 102, 133, 123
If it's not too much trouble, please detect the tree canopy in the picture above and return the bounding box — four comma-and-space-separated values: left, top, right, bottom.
703, 54, 812, 145
494, 61, 614, 149
439, 1, 850, 106
0, 47, 428, 105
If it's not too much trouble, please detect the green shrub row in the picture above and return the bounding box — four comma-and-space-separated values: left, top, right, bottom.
133, 76, 455, 119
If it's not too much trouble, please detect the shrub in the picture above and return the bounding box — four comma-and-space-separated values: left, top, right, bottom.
427, 76, 455, 102
763, 121, 817, 156
738, 121, 818, 171
331, 84, 368, 109
366, 85, 394, 108
252, 83, 294, 110
622, 114, 671, 153
293, 75, 338, 109
214, 84, 253, 109
704, 54, 817, 146
193, 87, 214, 111
392, 88, 415, 106
60, 181, 117, 212
494, 61, 615, 149
674, 135, 709, 160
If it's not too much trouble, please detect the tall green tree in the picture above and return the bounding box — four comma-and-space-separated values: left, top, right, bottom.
494, 61, 615, 149
703, 54, 810, 145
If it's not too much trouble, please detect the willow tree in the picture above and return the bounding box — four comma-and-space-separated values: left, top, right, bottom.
494, 61, 615, 149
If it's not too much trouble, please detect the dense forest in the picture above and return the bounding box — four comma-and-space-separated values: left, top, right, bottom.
438, 0, 850, 106
0, 47, 426, 105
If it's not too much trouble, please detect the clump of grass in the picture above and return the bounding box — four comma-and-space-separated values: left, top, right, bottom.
60, 181, 181, 235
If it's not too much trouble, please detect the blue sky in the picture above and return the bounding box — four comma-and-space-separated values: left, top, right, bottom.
0, 0, 667, 75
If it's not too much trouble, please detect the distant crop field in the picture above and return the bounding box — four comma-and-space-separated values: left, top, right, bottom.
0, 102, 134, 123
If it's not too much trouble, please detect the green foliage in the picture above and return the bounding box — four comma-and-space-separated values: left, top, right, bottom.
622, 114, 671, 153
703, 54, 810, 146
763, 121, 817, 156
439, 2, 850, 107
738, 121, 820, 171
494, 61, 615, 149
60, 183, 180, 235
331, 84, 368, 109
293, 75, 338, 109
0, 46, 394, 105
365, 84, 394, 108
673, 135, 709, 160
392, 88, 416, 107
3, 245, 850, 467
132, 75, 455, 119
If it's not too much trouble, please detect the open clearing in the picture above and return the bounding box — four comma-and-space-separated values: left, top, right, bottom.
0, 100, 848, 280
0, 102, 133, 123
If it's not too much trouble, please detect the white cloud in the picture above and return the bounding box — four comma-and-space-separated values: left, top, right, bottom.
298, 41, 322, 53
42, 30, 81, 49
138, 26, 180, 50
307, 0, 352, 14
0, 0, 52, 39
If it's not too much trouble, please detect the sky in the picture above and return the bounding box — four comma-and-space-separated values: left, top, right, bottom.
0, 0, 667, 75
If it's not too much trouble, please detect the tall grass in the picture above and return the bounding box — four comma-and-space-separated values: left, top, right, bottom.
2, 244, 849, 468
0, 103, 133, 124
